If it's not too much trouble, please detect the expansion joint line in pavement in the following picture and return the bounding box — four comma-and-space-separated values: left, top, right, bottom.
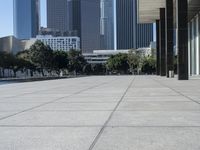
88, 76, 136, 150
0, 80, 113, 121
152, 77, 200, 105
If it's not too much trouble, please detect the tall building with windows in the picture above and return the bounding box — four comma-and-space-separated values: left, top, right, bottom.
13, 0, 40, 40
100, 0, 115, 49
80, 0, 101, 53
116, 0, 153, 49
36, 35, 80, 51
47, 0, 101, 53
47, 0, 72, 33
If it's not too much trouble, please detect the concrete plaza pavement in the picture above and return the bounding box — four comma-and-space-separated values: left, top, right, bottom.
0, 75, 200, 150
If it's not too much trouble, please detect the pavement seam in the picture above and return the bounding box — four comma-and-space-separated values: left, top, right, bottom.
0, 125, 200, 128
0, 81, 112, 121
88, 76, 136, 150
152, 77, 200, 105
2, 77, 104, 99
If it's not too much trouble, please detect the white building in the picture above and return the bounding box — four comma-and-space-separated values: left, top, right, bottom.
84, 48, 154, 64
83, 49, 132, 64
35, 35, 80, 51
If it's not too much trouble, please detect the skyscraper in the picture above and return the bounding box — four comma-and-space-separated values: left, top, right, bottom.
100, 0, 115, 49
47, 0, 101, 53
116, 0, 153, 49
47, 0, 72, 33
80, 0, 101, 53
13, 0, 40, 40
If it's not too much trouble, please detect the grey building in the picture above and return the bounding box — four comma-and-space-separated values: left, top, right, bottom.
47, 0, 72, 33
80, 0, 101, 53
47, 0, 101, 53
13, 0, 40, 40
116, 0, 153, 49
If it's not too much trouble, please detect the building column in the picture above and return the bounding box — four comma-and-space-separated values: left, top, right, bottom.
196, 15, 199, 75
166, 0, 174, 77
160, 8, 166, 76
156, 20, 160, 75
176, 0, 189, 80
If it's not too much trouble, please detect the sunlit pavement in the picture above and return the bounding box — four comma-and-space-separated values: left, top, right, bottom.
0, 76, 200, 150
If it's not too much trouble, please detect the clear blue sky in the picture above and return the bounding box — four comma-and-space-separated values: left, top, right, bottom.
0, 0, 47, 38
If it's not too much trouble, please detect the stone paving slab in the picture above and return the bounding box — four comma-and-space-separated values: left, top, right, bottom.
0, 127, 101, 150
34, 102, 117, 111
108, 111, 200, 126
92, 127, 200, 150
123, 96, 191, 101
0, 103, 45, 111
0, 112, 18, 119
117, 101, 200, 111
0, 76, 200, 150
0, 111, 111, 126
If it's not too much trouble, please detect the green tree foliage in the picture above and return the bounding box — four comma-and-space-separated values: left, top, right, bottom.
52, 51, 69, 75
83, 64, 93, 75
29, 40, 53, 70
141, 56, 156, 74
127, 50, 142, 74
16, 50, 36, 75
68, 49, 87, 74
92, 64, 106, 75
107, 53, 129, 74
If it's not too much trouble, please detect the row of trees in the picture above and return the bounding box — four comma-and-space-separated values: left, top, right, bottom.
0, 41, 156, 78
106, 50, 156, 75
0, 41, 87, 78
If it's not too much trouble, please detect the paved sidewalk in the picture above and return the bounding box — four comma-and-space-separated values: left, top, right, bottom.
0, 76, 200, 150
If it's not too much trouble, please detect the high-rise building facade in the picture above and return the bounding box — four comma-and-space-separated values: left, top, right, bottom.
80, 0, 101, 53
116, 0, 153, 49
136, 24, 154, 48
47, 0, 101, 53
100, 0, 115, 49
47, 0, 72, 33
13, 0, 40, 40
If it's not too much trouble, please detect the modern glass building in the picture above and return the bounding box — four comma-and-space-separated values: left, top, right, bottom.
13, 0, 40, 40
100, 0, 115, 49
137, 0, 200, 80
116, 0, 153, 49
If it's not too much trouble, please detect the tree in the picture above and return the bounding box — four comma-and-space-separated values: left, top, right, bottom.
127, 50, 142, 74
92, 64, 106, 75
16, 50, 36, 76
83, 64, 93, 75
0, 52, 17, 77
52, 50, 69, 75
68, 49, 87, 74
29, 41, 53, 75
141, 56, 156, 74
106, 53, 129, 74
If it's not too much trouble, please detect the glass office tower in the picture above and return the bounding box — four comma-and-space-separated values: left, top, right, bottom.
100, 0, 115, 49
116, 0, 153, 49
13, 0, 40, 40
